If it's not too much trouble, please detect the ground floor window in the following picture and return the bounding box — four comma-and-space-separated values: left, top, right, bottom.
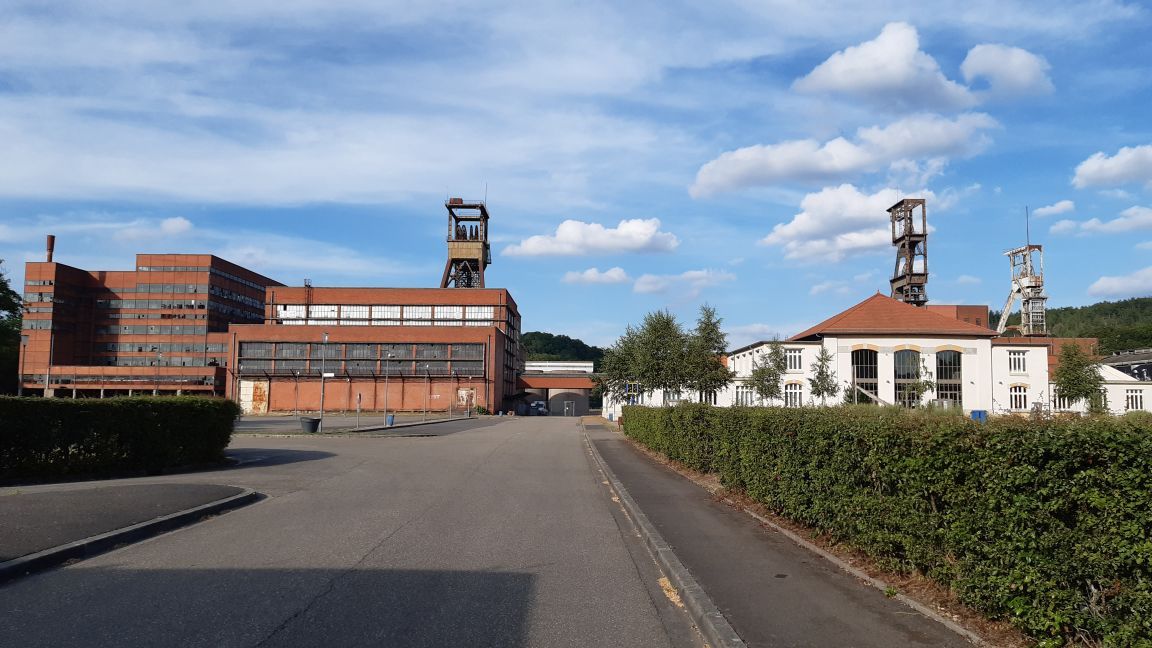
735, 385, 756, 406
1127, 389, 1144, 411
1009, 385, 1028, 410
784, 383, 802, 407
936, 350, 962, 406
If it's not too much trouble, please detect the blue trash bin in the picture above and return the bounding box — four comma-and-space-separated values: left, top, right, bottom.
970, 410, 987, 423
386, 414, 395, 426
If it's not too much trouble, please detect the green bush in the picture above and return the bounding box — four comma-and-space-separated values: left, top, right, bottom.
621, 403, 1152, 645
0, 396, 239, 480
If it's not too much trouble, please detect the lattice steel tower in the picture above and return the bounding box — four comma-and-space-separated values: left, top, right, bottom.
995, 245, 1047, 336
440, 197, 492, 288
888, 198, 929, 307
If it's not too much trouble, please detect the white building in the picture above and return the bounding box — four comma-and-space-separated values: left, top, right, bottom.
603, 293, 1151, 419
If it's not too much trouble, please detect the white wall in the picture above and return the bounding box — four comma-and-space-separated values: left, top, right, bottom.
990, 344, 1050, 415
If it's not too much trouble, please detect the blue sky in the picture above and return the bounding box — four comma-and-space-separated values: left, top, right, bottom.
1, 1, 1150, 348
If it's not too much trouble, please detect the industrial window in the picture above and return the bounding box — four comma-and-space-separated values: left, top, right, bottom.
1126, 389, 1144, 411
935, 351, 963, 406
1051, 390, 1074, 411
240, 342, 273, 358
381, 358, 407, 376
435, 305, 463, 321
784, 383, 802, 407
341, 305, 369, 320
894, 349, 922, 408
275, 343, 307, 358
451, 344, 484, 359
277, 305, 305, 319
372, 305, 401, 319
404, 305, 432, 320
465, 306, 493, 321
277, 360, 307, 373
624, 382, 644, 406
310, 342, 340, 359
1009, 385, 1028, 410
239, 358, 272, 372
308, 304, 338, 318
415, 344, 449, 359
785, 348, 802, 371
346, 360, 377, 375
1008, 350, 1026, 373
415, 361, 450, 375
850, 349, 879, 404
452, 361, 484, 376
381, 344, 411, 359
346, 344, 377, 359
1093, 389, 1109, 411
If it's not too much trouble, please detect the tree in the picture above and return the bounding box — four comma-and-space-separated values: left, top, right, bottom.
1052, 342, 1104, 413
521, 331, 605, 365
0, 260, 22, 395
596, 310, 688, 404
808, 346, 839, 405
747, 338, 786, 403
684, 304, 733, 401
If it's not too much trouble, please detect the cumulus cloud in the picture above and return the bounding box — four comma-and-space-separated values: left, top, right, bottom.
562, 267, 631, 285
691, 113, 997, 196
1050, 206, 1152, 235
961, 44, 1054, 98
956, 274, 982, 285
793, 22, 975, 111
760, 184, 936, 261
632, 269, 735, 297
1138, 241, 1152, 250
1073, 144, 1152, 188
503, 218, 679, 256
1032, 200, 1075, 218
1088, 266, 1152, 298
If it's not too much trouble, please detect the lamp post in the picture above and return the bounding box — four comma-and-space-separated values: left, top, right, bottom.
318, 332, 328, 433
383, 351, 394, 425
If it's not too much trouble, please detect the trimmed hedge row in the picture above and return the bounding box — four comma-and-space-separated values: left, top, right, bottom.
622, 404, 1152, 646
1, 396, 239, 480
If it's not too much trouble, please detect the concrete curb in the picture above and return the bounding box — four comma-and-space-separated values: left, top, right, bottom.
0, 488, 262, 586
233, 414, 486, 437
583, 429, 746, 648
735, 505, 988, 647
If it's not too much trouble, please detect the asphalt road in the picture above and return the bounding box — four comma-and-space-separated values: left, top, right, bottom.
0, 417, 696, 648
233, 412, 477, 434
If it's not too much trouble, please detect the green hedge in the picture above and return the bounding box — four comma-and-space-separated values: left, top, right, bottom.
622, 403, 1152, 646
1, 396, 239, 480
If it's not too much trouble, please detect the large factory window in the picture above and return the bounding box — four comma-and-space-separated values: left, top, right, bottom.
893, 349, 922, 408
850, 349, 878, 404
935, 351, 962, 405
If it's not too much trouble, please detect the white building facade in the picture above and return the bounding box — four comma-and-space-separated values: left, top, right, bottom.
602, 294, 1151, 419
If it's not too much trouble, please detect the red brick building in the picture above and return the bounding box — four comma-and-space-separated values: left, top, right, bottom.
227, 286, 522, 414
19, 244, 279, 397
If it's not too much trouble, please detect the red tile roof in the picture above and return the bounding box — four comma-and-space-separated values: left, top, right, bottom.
789, 293, 998, 340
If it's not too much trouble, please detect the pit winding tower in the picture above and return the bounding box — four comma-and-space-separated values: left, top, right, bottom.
888, 198, 929, 307
440, 198, 492, 288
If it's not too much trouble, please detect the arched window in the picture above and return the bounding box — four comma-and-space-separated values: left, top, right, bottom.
850, 349, 878, 404
894, 349, 922, 408
936, 350, 962, 406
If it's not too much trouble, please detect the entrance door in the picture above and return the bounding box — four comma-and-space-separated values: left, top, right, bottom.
564, 401, 575, 416
239, 379, 269, 415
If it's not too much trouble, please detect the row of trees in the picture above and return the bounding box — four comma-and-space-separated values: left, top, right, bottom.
596, 306, 841, 405
0, 261, 21, 395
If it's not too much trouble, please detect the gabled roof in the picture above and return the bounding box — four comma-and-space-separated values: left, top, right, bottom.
789, 293, 998, 341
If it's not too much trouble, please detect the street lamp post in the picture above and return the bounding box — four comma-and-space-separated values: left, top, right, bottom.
318, 332, 329, 433
384, 351, 394, 425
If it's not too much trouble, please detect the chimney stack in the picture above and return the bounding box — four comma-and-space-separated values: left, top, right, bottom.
46, 234, 56, 262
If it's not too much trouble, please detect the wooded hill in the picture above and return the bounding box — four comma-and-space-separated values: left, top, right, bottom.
522, 331, 605, 366
991, 296, 1152, 354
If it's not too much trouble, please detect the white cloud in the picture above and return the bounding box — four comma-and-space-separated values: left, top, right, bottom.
760, 184, 936, 261
160, 216, 193, 235
961, 44, 1054, 98
809, 280, 852, 296
1073, 144, 1152, 188
793, 22, 975, 111
1138, 241, 1152, 250
1050, 206, 1152, 235
955, 274, 982, 285
503, 218, 678, 256
1032, 200, 1075, 218
690, 113, 996, 196
562, 267, 631, 285
1088, 266, 1152, 298
632, 269, 735, 297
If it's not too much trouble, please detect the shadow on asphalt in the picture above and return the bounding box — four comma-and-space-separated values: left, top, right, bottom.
3, 567, 534, 647
224, 448, 336, 469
